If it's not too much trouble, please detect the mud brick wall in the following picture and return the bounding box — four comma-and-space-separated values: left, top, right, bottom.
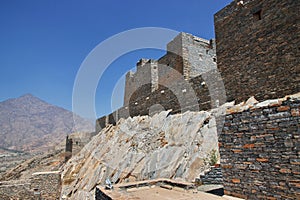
214, 0, 300, 103
219, 98, 300, 199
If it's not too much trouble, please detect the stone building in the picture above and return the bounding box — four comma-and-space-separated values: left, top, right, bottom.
215, 0, 300, 199
124, 33, 217, 106
96, 33, 224, 132
95, 1, 299, 199
214, 0, 299, 103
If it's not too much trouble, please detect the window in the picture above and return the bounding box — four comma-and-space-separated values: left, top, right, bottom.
199, 54, 203, 61
253, 9, 262, 21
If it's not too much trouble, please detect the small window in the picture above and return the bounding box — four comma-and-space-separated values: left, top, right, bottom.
199, 54, 203, 61
253, 10, 262, 21
213, 57, 217, 62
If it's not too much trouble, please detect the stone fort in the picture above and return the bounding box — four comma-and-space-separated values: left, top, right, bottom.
1, 0, 298, 199
96, 33, 225, 132
96, 0, 299, 133
96, 0, 299, 199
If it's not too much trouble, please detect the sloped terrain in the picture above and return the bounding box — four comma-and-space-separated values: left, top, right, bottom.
61, 109, 225, 199
0, 149, 64, 181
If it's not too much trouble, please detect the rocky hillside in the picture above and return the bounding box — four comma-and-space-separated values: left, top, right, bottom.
61, 108, 228, 199
0, 94, 94, 152
0, 149, 65, 181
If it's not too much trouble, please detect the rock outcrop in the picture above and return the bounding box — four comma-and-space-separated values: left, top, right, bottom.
61, 108, 226, 199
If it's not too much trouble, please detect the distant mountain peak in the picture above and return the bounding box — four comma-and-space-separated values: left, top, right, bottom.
18, 93, 43, 101
0, 94, 94, 152
20, 93, 34, 98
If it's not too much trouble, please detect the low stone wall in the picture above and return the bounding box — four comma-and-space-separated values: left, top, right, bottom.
0, 181, 34, 200
199, 166, 223, 185
0, 171, 61, 200
31, 171, 61, 199
219, 97, 300, 199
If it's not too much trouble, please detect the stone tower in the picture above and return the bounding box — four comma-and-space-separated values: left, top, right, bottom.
123, 32, 216, 107
214, 0, 300, 103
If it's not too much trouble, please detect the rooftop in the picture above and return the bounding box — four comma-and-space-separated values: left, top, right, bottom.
96, 179, 243, 200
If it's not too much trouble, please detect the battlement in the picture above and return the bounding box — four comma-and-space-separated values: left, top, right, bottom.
214, 0, 257, 22
123, 32, 216, 106
124, 58, 159, 106
98, 0, 299, 138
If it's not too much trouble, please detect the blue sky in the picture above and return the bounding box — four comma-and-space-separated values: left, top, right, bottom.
0, 0, 232, 119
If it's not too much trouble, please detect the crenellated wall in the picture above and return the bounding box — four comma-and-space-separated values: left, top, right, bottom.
97, 32, 218, 133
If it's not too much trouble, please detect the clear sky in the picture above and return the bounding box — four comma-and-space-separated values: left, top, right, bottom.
0, 0, 232, 119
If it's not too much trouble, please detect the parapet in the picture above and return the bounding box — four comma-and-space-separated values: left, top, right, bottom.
214, 0, 256, 22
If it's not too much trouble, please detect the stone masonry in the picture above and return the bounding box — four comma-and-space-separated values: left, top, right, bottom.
215, 0, 300, 199
214, 0, 300, 103
219, 97, 300, 199
124, 33, 217, 106
31, 171, 61, 199
0, 171, 61, 200
199, 166, 223, 185
96, 33, 222, 132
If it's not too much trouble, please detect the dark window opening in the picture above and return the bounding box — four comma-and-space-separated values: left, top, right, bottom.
199, 54, 203, 60
253, 10, 262, 21
213, 57, 217, 62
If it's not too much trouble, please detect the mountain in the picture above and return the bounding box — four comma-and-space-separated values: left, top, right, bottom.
0, 94, 94, 152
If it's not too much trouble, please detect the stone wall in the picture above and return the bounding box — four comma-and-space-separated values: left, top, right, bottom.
65, 136, 73, 162
64, 132, 95, 161
96, 72, 217, 133
0, 181, 35, 200
124, 59, 158, 106
31, 171, 61, 199
219, 97, 300, 199
214, 0, 300, 103
199, 166, 223, 185
107, 32, 218, 134
95, 31, 222, 133
0, 171, 61, 200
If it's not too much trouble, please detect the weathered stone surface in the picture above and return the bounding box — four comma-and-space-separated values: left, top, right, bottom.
220, 96, 300, 199
62, 110, 224, 199
199, 166, 223, 185
0, 171, 61, 200
215, 0, 300, 103
96, 32, 227, 133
